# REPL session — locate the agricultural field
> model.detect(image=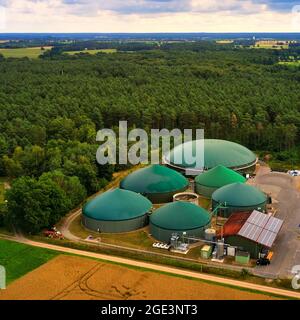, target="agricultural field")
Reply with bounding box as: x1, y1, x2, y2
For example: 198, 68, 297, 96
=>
216, 40, 234, 44
252, 44, 289, 50
0, 239, 58, 285
0, 255, 280, 300
0, 47, 52, 58
278, 61, 300, 67
65, 49, 117, 55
